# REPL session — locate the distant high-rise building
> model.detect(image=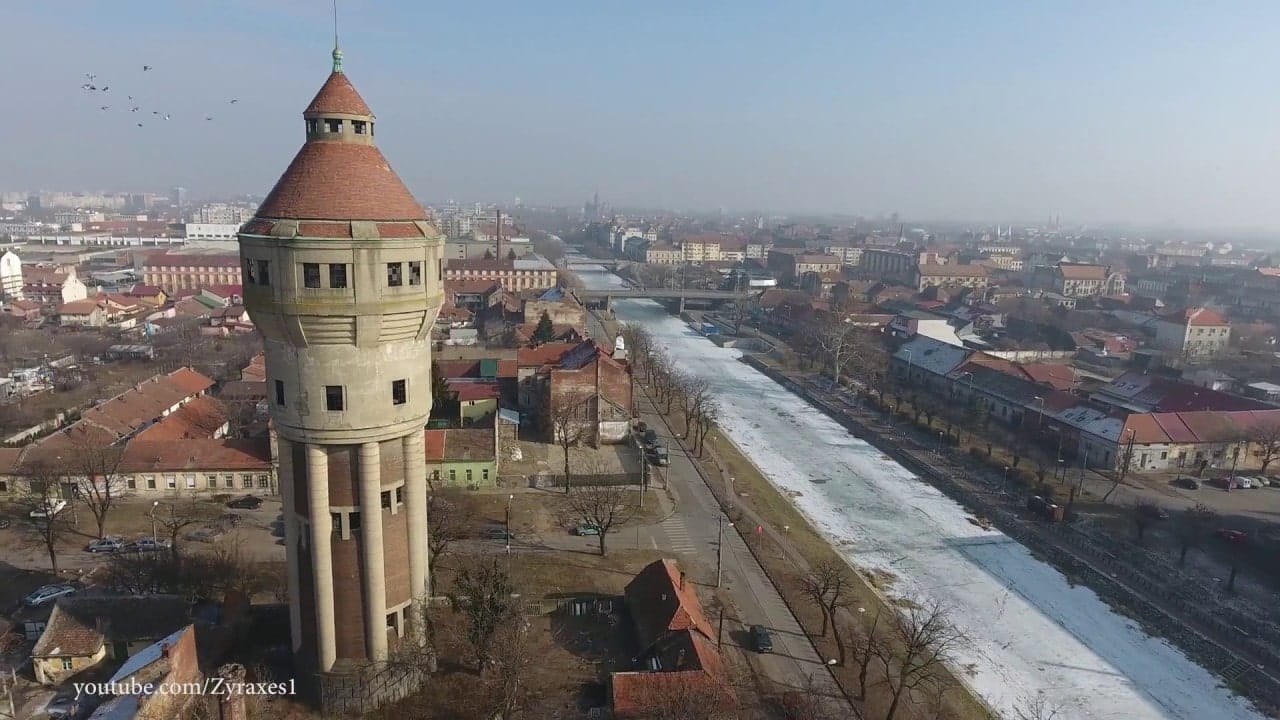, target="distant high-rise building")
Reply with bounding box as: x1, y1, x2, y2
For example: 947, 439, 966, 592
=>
170, 186, 189, 208
513, 195, 522, 208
